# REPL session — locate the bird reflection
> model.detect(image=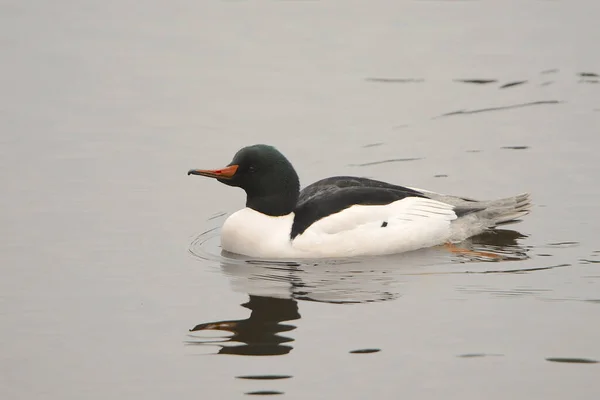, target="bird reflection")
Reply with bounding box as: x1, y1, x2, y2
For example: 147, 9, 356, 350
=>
188, 295, 300, 356
453, 229, 530, 261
